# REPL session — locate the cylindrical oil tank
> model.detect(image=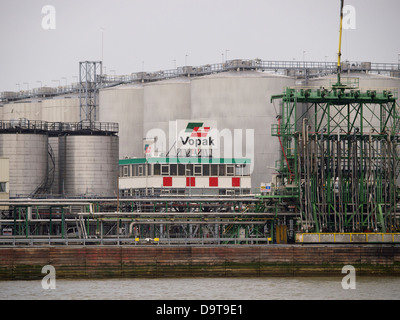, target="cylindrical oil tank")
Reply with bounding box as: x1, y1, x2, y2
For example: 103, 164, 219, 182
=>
0, 133, 48, 197
41, 96, 80, 122
99, 84, 143, 158
2, 101, 42, 121
143, 78, 191, 156
190, 71, 295, 189
58, 134, 119, 197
